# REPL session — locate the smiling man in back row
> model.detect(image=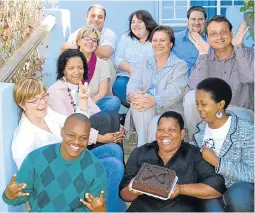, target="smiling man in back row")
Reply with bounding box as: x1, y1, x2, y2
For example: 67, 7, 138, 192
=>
173, 6, 207, 76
